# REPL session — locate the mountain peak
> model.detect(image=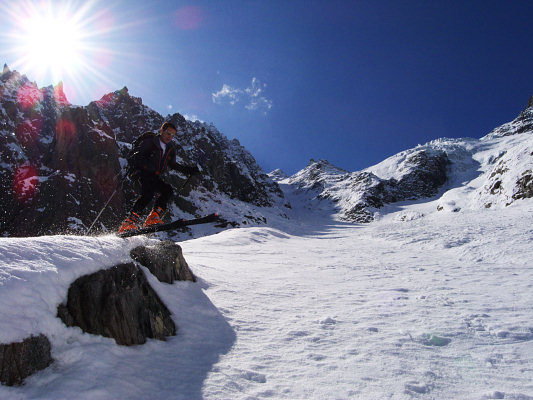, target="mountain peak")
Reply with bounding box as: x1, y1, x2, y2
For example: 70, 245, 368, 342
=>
527, 95, 533, 110
1, 63, 18, 82
306, 159, 348, 174
268, 169, 288, 182
40, 82, 69, 106
53, 81, 69, 105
